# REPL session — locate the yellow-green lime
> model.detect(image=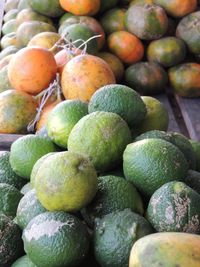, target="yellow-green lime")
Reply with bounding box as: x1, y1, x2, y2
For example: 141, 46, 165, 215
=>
68, 111, 132, 172
30, 152, 55, 187
35, 151, 98, 212
132, 96, 169, 137
47, 100, 88, 149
